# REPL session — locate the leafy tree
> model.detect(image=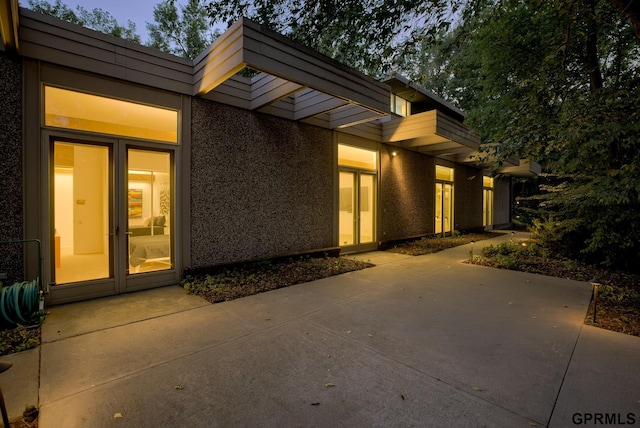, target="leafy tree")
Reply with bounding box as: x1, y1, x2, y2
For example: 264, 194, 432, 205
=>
27, 0, 141, 43
402, 0, 640, 270
147, 0, 220, 59
205, 0, 463, 76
